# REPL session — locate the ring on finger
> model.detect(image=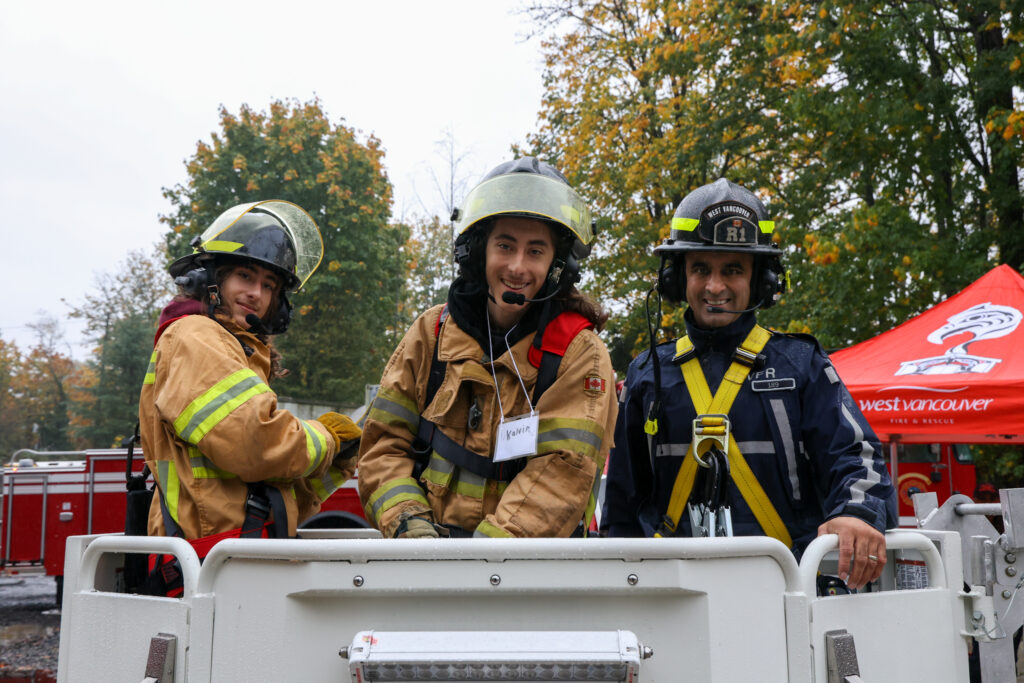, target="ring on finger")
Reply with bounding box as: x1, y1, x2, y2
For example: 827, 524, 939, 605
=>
867, 554, 879, 562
